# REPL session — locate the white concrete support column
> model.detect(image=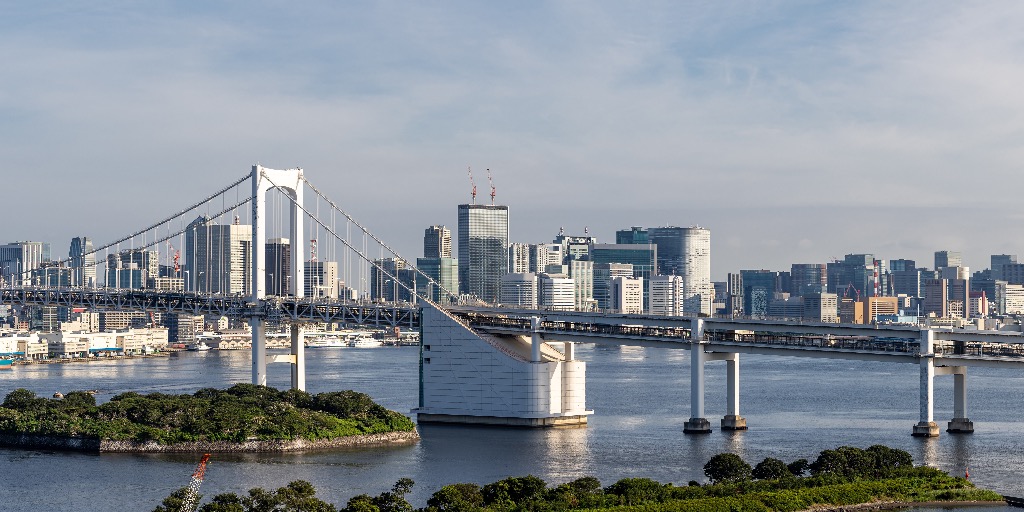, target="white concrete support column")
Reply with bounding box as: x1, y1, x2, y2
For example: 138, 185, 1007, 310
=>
722, 353, 747, 430
251, 318, 267, 386
563, 341, 575, 361
913, 329, 940, 437
938, 366, 973, 433
684, 318, 711, 434
290, 323, 306, 391
530, 316, 542, 362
